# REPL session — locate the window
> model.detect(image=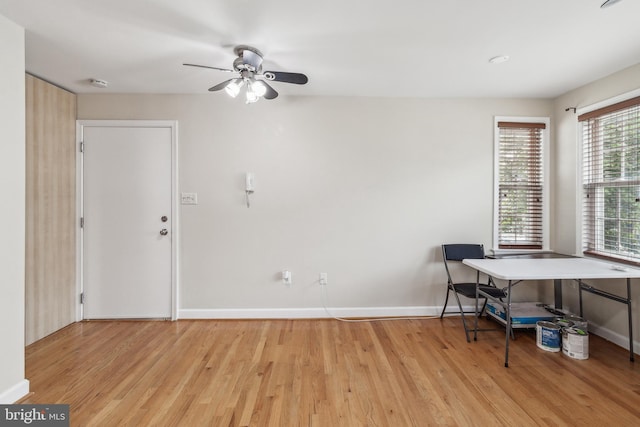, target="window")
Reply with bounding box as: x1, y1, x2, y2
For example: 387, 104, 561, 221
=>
494, 118, 549, 251
580, 96, 640, 264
